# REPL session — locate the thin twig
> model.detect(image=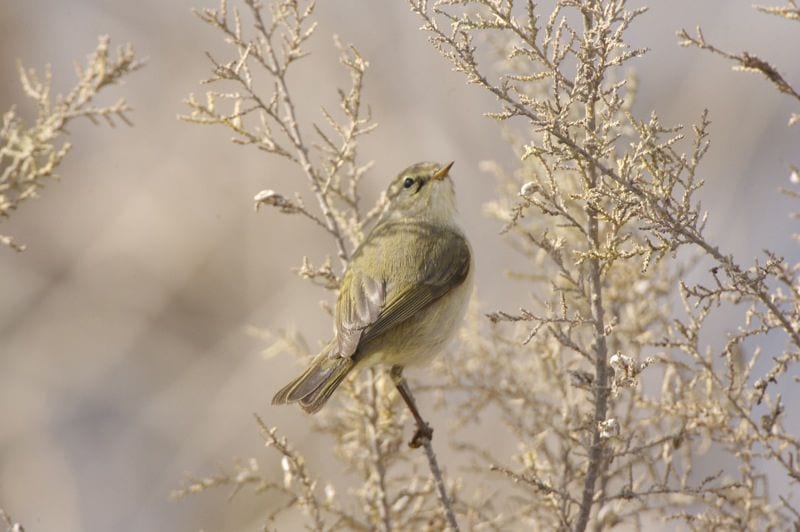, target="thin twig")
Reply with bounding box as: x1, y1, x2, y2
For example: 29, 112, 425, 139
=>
391, 366, 461, 531
247, 1, 350, 269
366, 368, 393, 532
